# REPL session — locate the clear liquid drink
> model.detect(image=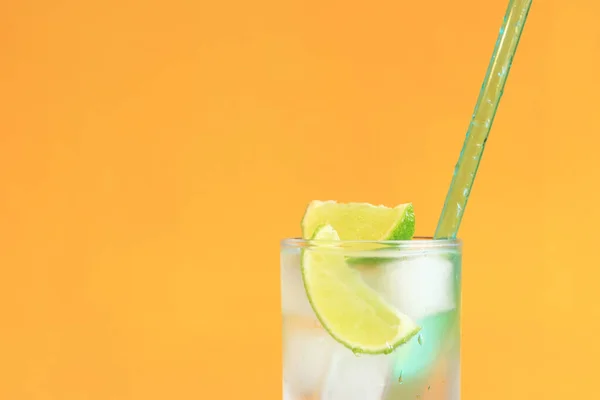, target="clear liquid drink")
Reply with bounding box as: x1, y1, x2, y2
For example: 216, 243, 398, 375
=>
281, 238, 461, 400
